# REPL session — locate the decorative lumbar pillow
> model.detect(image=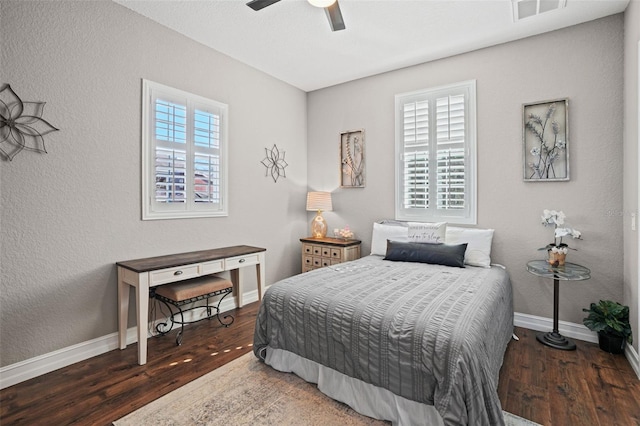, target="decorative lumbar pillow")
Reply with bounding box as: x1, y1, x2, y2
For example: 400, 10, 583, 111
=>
370, 222, 409, 256
408, 222, 447, 244
384, 240, 467, 268
445, 227, 494, 268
